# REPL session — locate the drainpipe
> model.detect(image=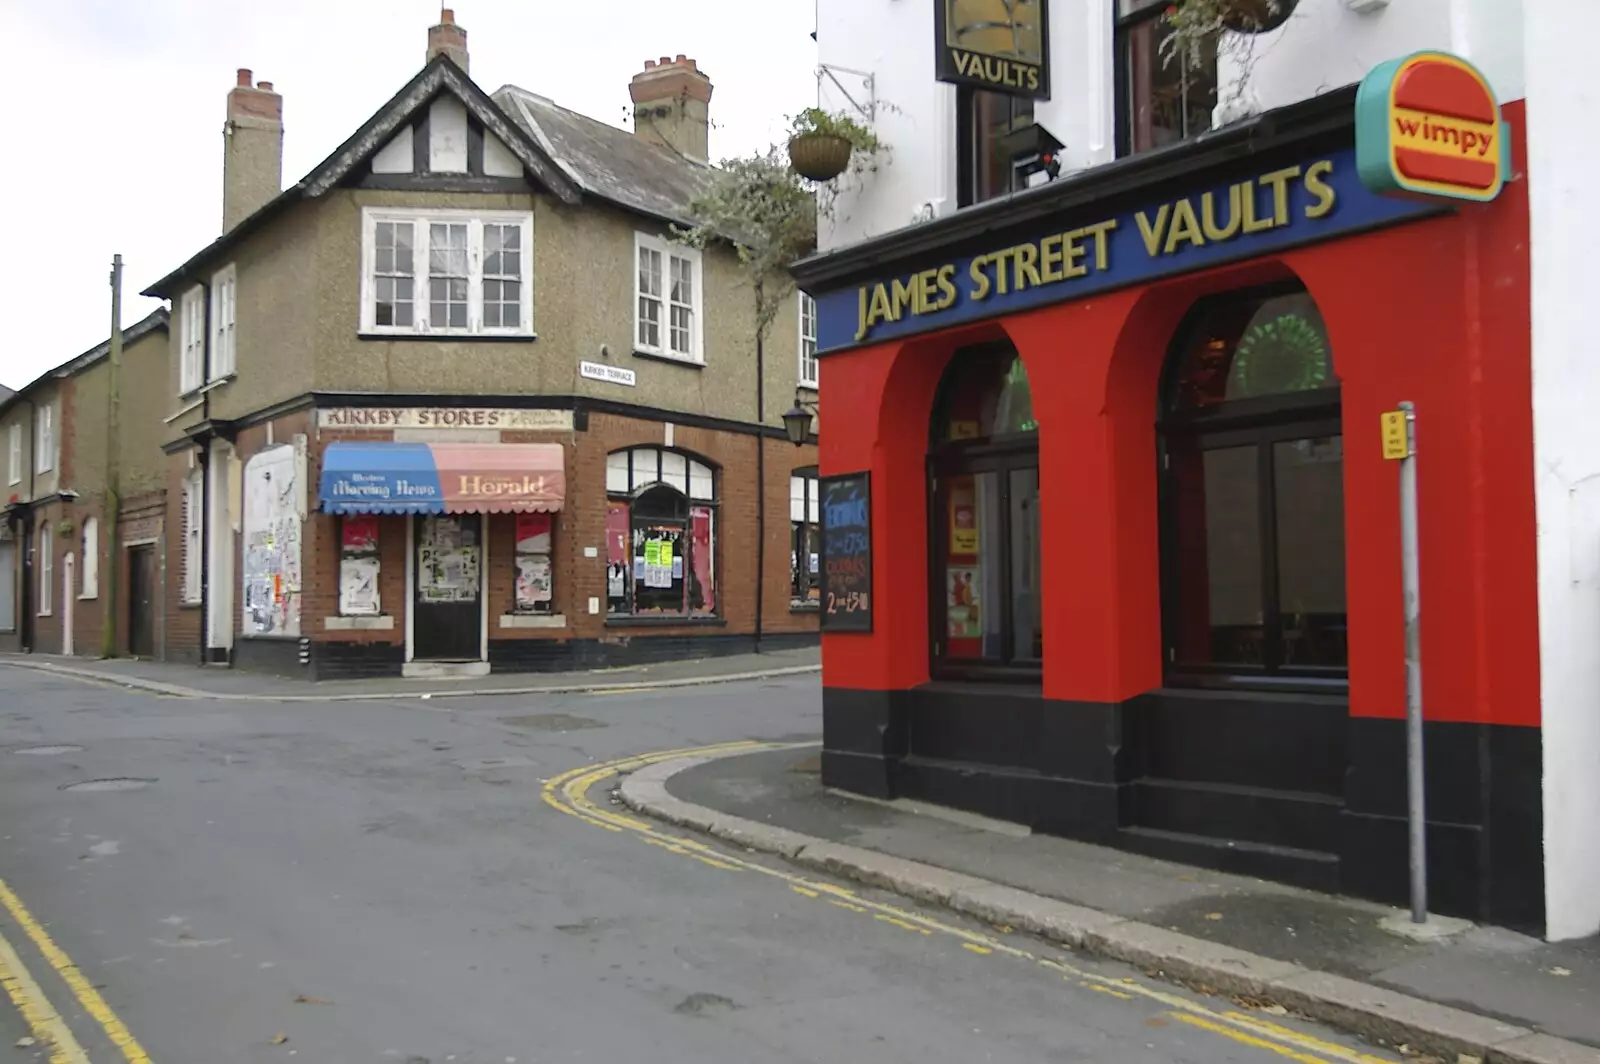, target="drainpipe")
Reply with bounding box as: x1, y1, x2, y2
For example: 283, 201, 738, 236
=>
754, 282, 766, 655
197, 443, 211, 665
21, 396, 37, 653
